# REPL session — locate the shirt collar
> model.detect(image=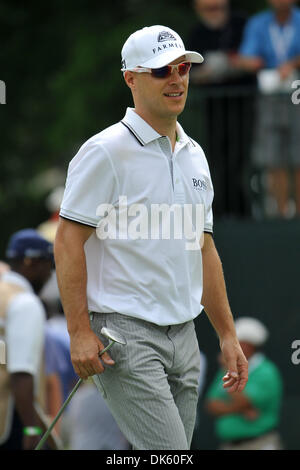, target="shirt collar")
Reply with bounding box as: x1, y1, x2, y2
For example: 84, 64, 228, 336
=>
121, 108, 161, 146
1, 270, 34, 293
176, 121, 194, 148
121, 107, 192, 148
